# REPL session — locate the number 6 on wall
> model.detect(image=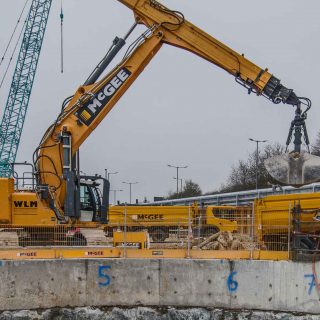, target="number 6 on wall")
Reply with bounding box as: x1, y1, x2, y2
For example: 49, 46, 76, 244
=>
227, 271, 238, 292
